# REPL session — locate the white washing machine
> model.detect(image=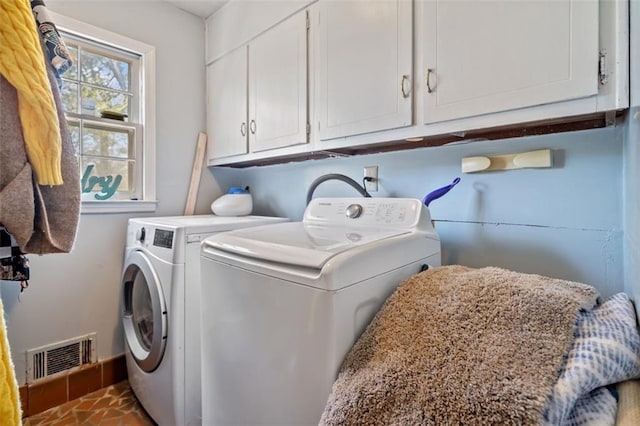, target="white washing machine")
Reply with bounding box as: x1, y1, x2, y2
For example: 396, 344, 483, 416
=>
121, 215, 288, 425
200, 198, 441, 425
